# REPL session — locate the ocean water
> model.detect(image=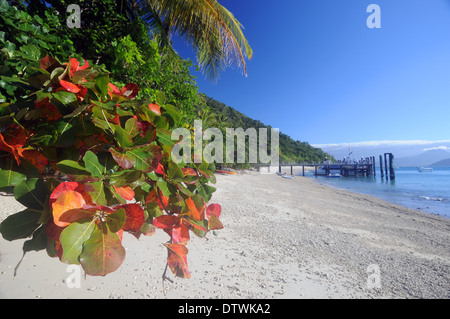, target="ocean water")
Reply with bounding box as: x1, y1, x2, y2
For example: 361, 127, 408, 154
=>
307, 167, 450, 218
